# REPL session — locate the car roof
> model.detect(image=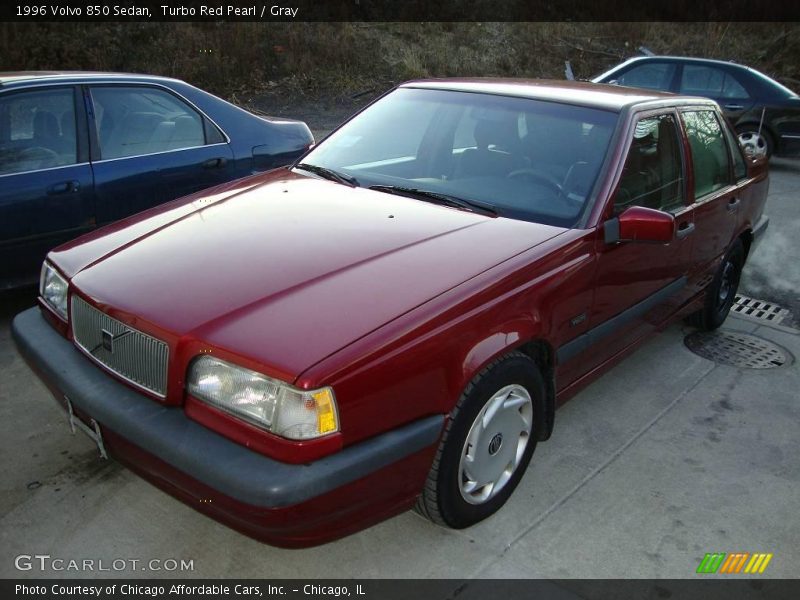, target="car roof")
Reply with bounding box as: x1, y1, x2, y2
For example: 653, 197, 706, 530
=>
400, 78, 715, 112
592, 55, 798, 98
0, 71, 184, 87
612, 55, 751, 69
595, 55, 766, 80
